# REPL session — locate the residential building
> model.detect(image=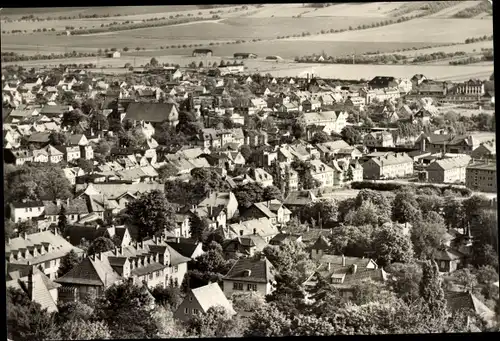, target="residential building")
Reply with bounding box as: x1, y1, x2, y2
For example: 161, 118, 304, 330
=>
315, 140, 350, 161
451, 79, 485, 96
414, 133, 485, 154
9, 201, 45, 223
4, 149, 34, 165
363, 131, 395, 148
362, 152, 414, 180
302, 110, 347, 135
240, 200, 292, 226
190, 205, 227, 231
426, 155, 471, 184
466, 161, 497, 193
309, 160, 334, 188
55, 236, 190, 303
367, 76, 398, 89
222, 256, 276, 298
6, 264, 60, 313
303, 254, 384, 298
222, 234, 268, 258
251, 168, 274, 187
6, 230, 83, 280
331, 160, 363, 186
283, 190, 318, 210
223, 217, 279, 243
197, 191, 239, 219
124, 102, 179, 127
174, 283, 236, 321
43, 198, 90, 224
269, 233, 303, 246
434, 247, 465, 273
471, 142, 496, 160
46, 145, 64, 163
166, 238, 205, 260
